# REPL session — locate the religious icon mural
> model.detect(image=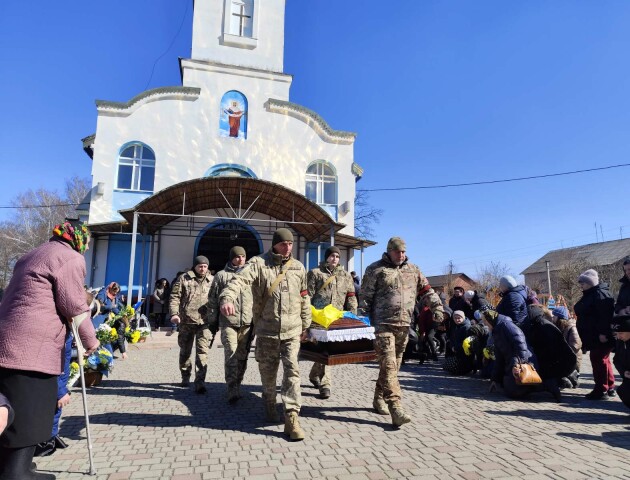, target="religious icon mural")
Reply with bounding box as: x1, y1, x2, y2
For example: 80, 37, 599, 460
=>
219, 90, 248, 139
